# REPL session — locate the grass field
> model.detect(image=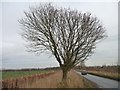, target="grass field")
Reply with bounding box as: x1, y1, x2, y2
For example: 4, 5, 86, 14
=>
2, 70, 50, 80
